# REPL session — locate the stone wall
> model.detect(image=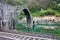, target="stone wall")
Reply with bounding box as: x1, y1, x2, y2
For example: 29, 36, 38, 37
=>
0, 2, 33, 31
